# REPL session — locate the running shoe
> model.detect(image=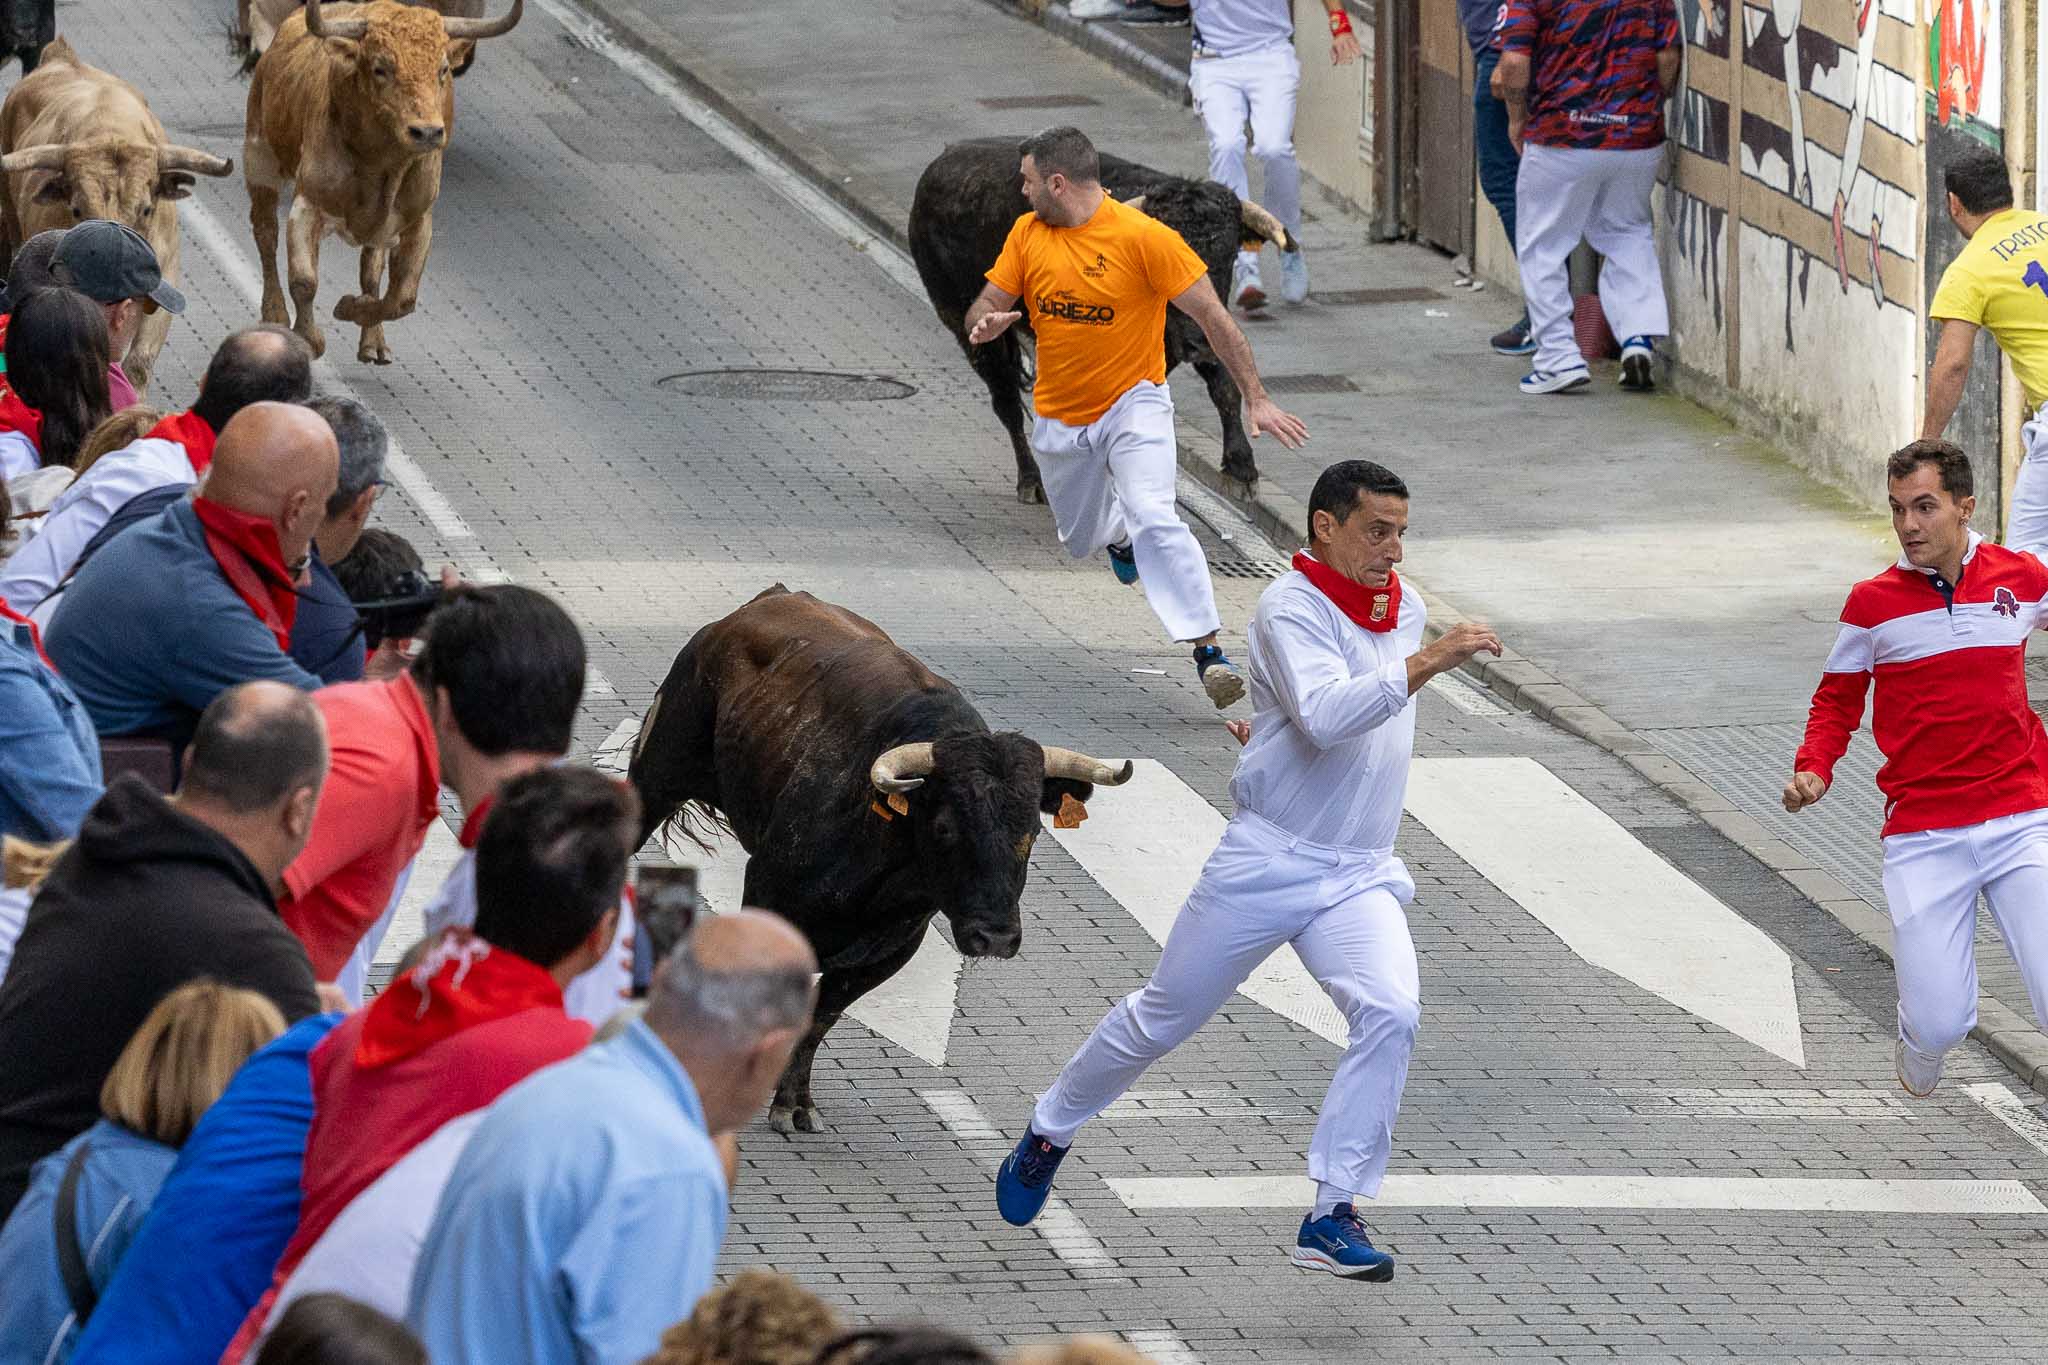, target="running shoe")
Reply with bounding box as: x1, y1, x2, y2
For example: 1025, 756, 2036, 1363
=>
1116, 1, 1190, 22
1231, 268, 1267, 311
1519, 366, 1590, 396
996, 1128, 1070, 1226
1106, 540, 1139, 585
1489, 316, 1534, 356
1194, 644, 1246, 708
1279, 249, 1309, 304
1066, 0, 1124, 16
1896, 1036, 1941, 1098
1618, 335, 1655, 391
1291, 1204, 1395, 1281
